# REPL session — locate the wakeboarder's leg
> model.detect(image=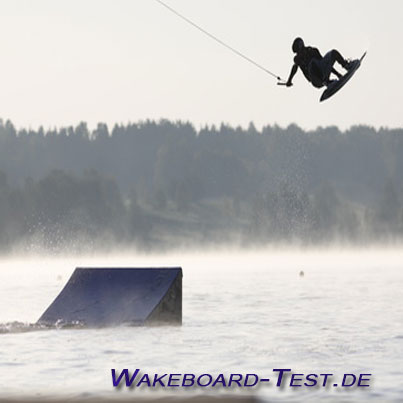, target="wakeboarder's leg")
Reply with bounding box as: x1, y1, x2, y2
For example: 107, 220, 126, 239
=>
329, 49, 352, 71
331, 67, 343, 79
